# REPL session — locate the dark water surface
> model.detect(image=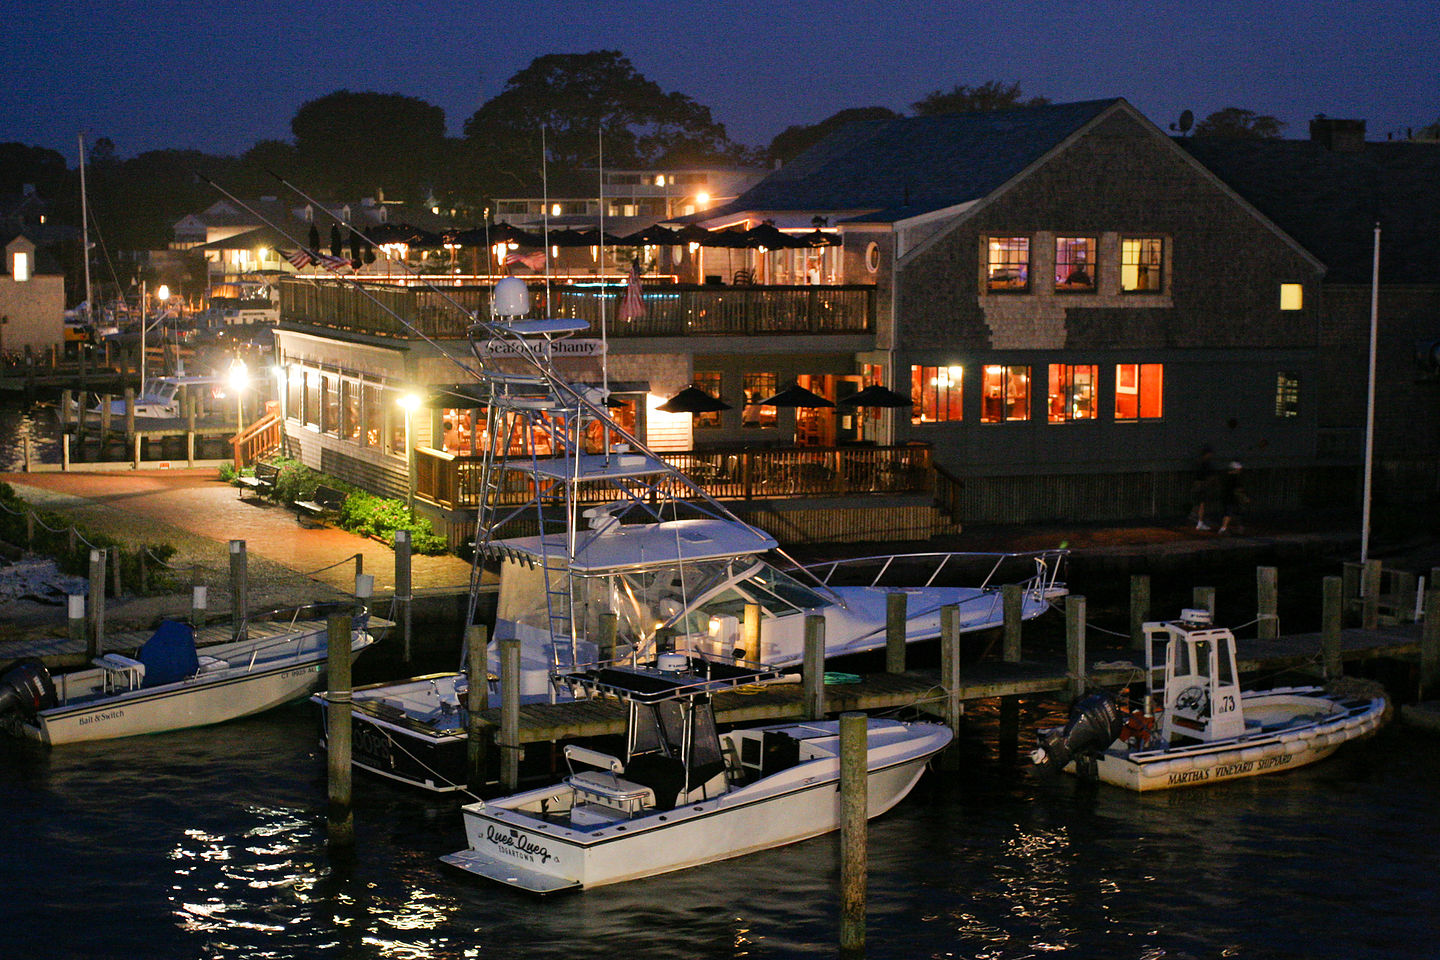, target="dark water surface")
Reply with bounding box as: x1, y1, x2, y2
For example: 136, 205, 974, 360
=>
2, 700, 1433, 960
